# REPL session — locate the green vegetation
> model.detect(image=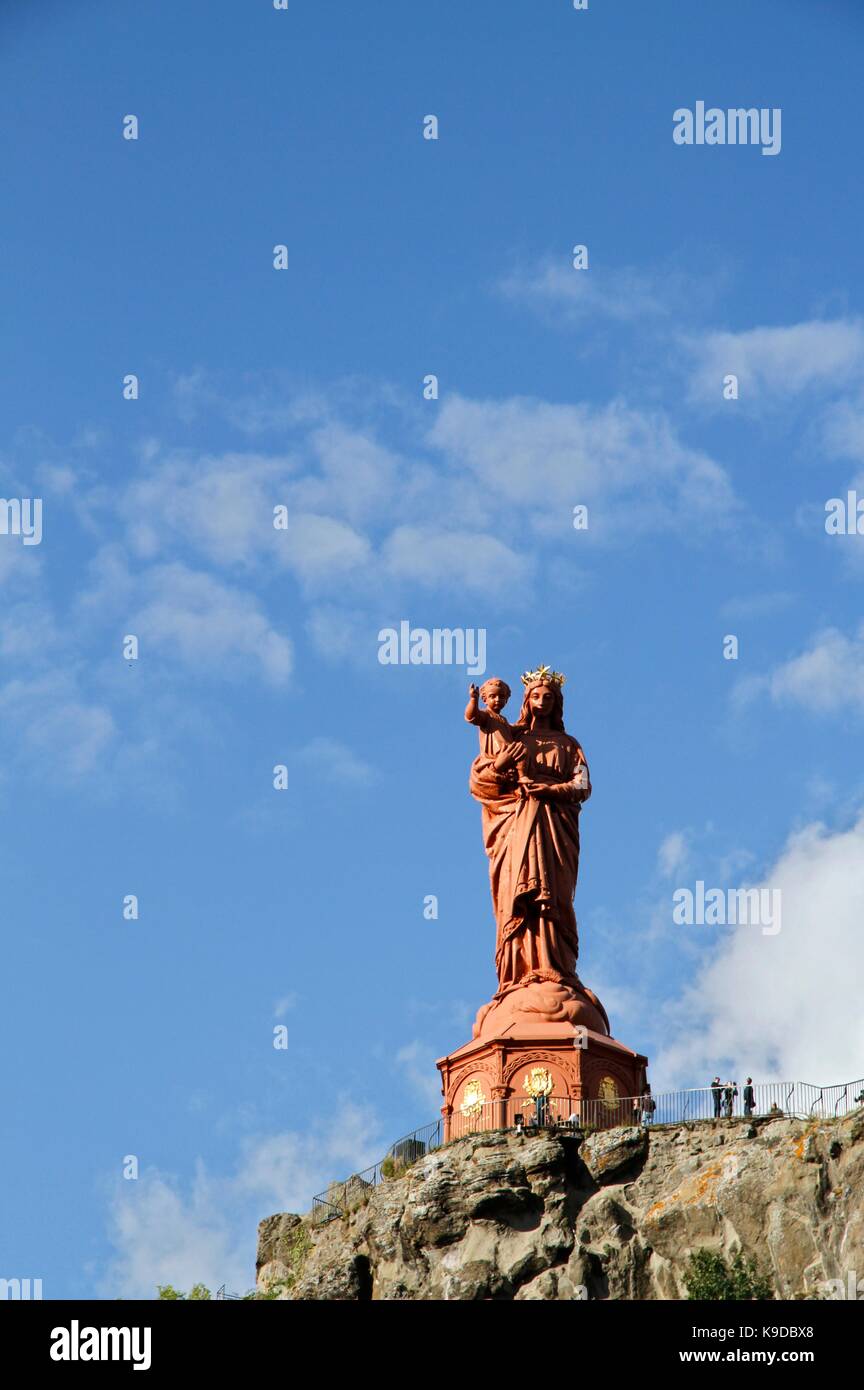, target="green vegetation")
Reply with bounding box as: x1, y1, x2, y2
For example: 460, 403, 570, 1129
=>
285, 1222, 313, 1281
254, 1281, 290, 1300
156, 1283, 213, 1300
261, 1220, 315, 1293
381, 1155, 408, 1179
683, 1249, 773, 1301
157, 1280, 272, 1300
